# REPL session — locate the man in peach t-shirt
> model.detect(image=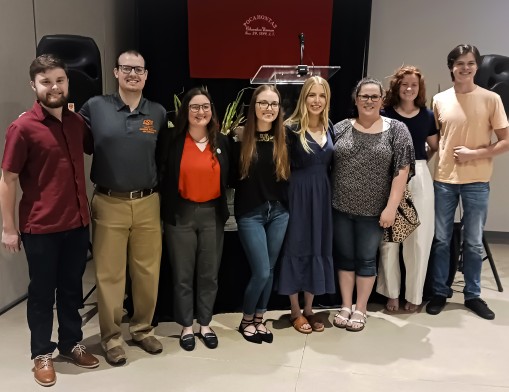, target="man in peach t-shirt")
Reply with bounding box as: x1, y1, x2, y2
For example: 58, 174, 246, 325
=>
426, 44, 509, 320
